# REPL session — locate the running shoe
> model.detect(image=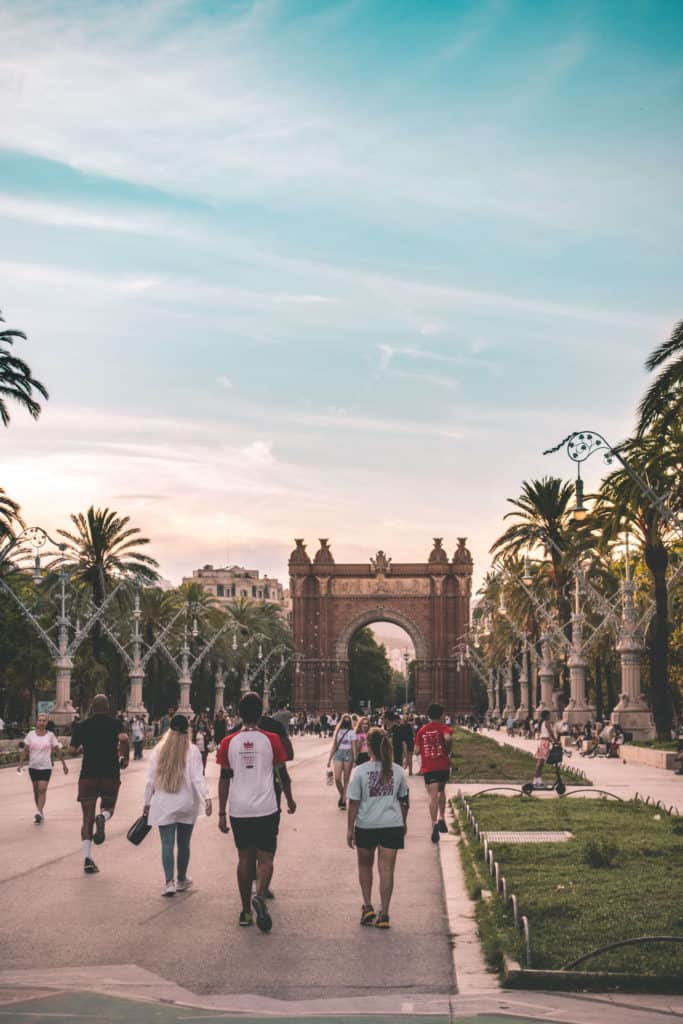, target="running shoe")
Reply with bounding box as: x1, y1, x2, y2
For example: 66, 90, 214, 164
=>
375, 913, 390, 929
239, 911, 253, 927
340, 800, 347, 810
93, 813, 106, 845
162, 880, 176, 897
34, 813, 42, 824
251, 895, 273, 933
337, 796, 344, 808
431, 823, 440, 843
437, 818, 448, 834
83, 858, 99, 874
360, 904, 376, 926
176, 877, 193, 892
